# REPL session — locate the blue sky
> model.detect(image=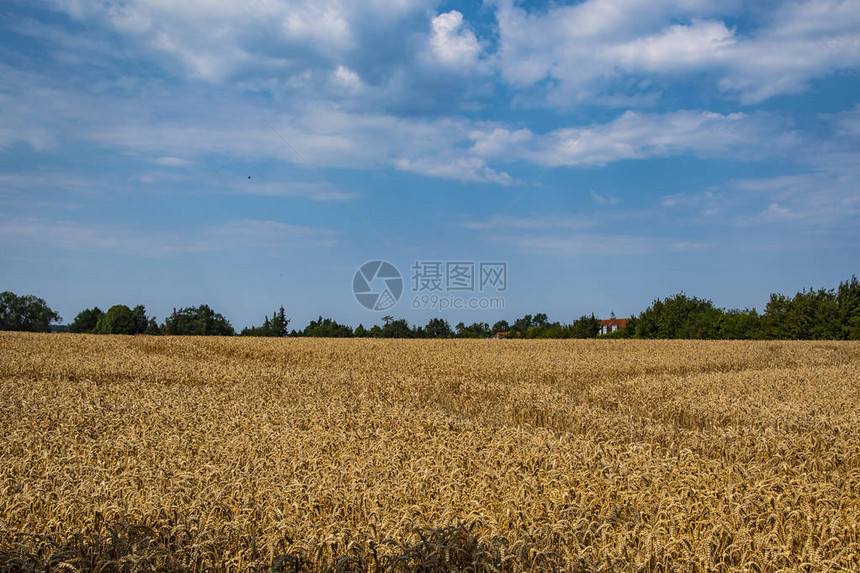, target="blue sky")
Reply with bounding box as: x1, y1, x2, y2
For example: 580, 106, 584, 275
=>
1, 0, 859, 330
